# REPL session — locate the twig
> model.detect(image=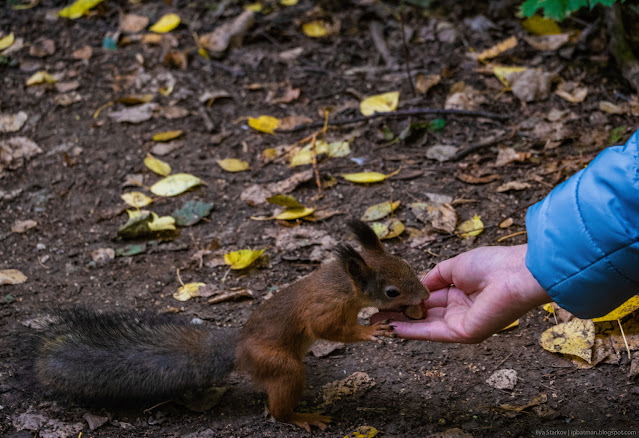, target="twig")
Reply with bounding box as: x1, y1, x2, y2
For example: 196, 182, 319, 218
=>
451, 130, 515, 161
492, 352, 513, 372
278, 108, 507, 133
143, 400, 171, 413
399, 3, 416, 97
618, 318, 632, 360
497, 230, 527, 242
370, 21, 396, 67
198, 107, 215, 132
